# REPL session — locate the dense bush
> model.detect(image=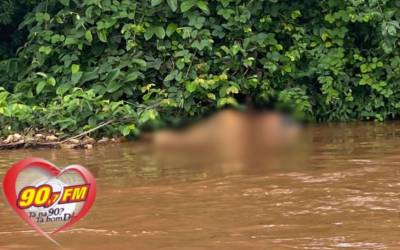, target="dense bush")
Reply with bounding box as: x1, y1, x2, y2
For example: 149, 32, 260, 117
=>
1, 0, 400, 137
0, 0, 37, 59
